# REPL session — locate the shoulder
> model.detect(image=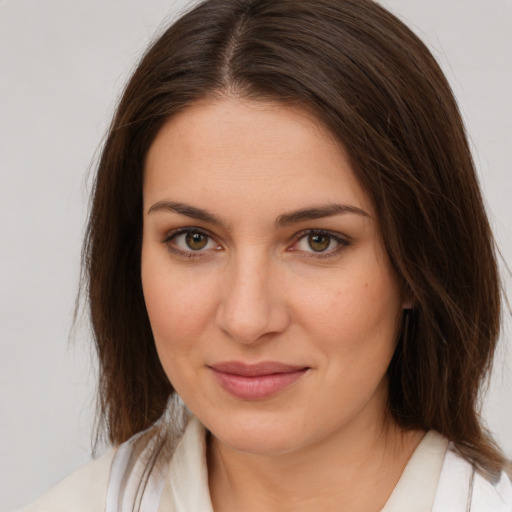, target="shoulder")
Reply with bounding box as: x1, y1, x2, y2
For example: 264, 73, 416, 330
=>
433, 443, 512, 512
20, 448, 117, 512
18, 418, 186, 512
472, 468, 512, 511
